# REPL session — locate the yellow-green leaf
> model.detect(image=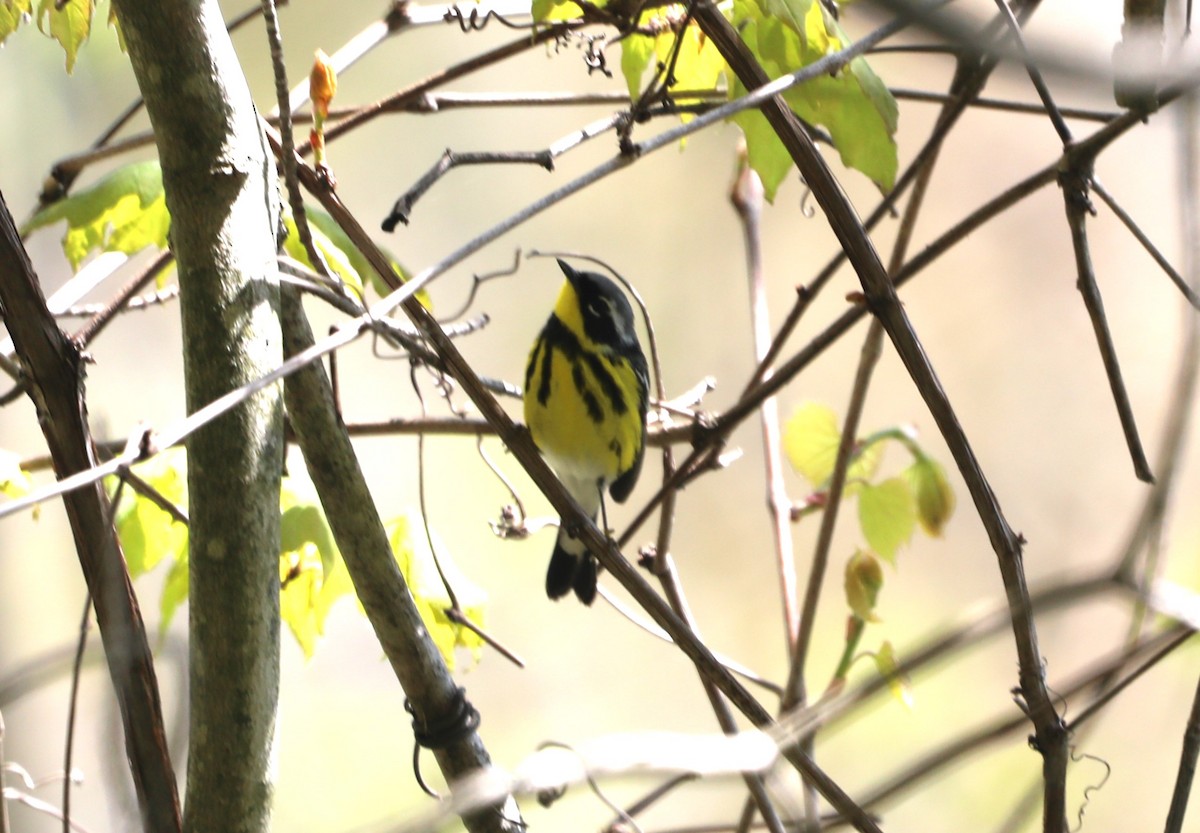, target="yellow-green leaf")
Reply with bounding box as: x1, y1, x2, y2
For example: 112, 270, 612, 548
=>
0, 449, 32, 500
36, 0, 93, 73
23, 160, 169, 269
388, 510, 486, 670
905, 454, 956, 537
783, 402, 882, 488
728, 0, 898, 198
620, 31, 656, 100
655, 22, 724, 114
281, 482, 340, 579
531, 0, 582, 22
110, 448, 188, 578
106, 2, 123, 51
621, 11, 723, 123
160, 551, 189, 636
281, 542, 326, 659
857, 476, 915, 563
0, 0, 33, 45
729, 99, 794, 202
289, 205, 425, 306
874, 640, 914, 709
282, 213, 363, 299
278, 478, 354, 658
844, 549, 883, 622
